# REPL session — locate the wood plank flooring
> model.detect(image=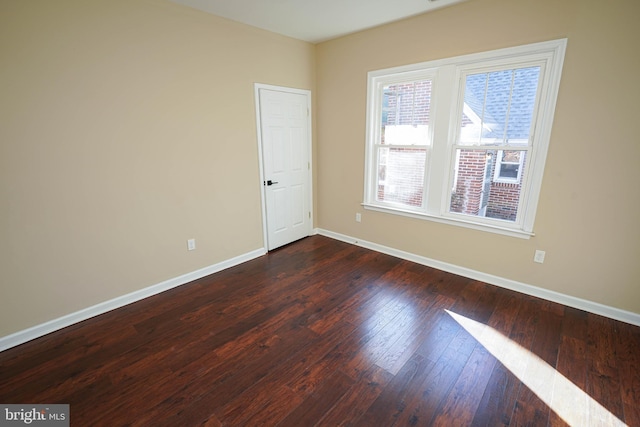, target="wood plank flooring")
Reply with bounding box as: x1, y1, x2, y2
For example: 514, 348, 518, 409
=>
1, 235, 639, 426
